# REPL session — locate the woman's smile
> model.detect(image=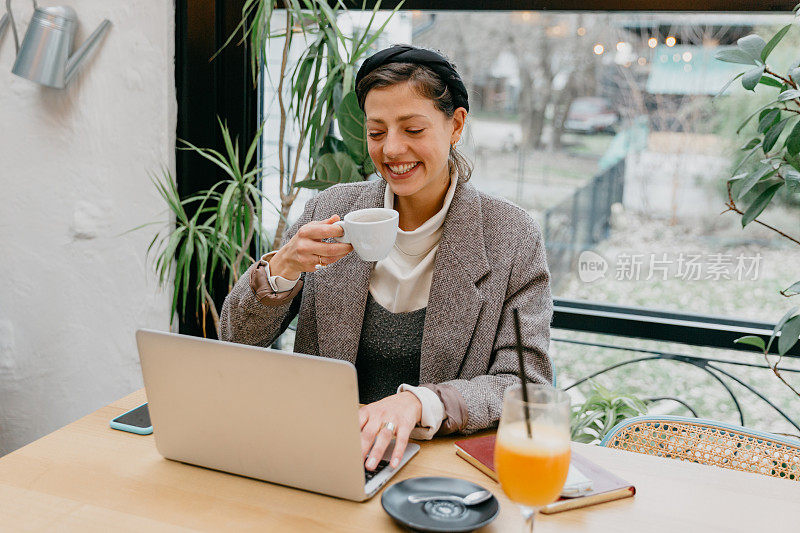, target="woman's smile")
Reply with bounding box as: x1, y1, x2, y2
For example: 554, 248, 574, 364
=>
385, 161, 421, 179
